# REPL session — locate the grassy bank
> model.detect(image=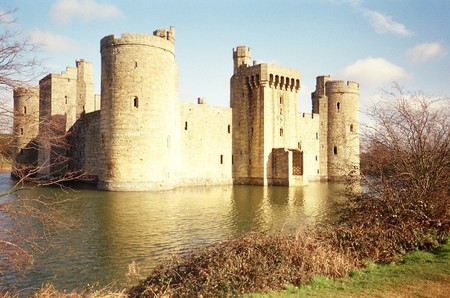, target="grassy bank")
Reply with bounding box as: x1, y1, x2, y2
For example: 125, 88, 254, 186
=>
249, 240, 450, 298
